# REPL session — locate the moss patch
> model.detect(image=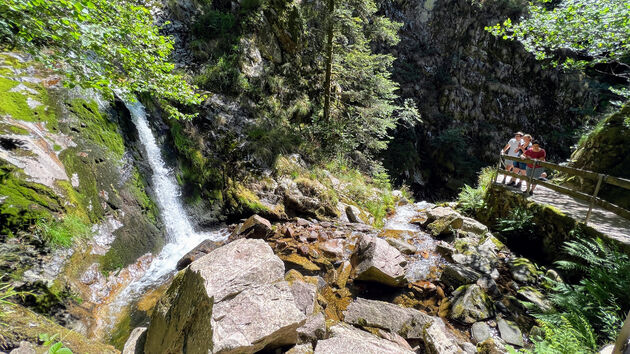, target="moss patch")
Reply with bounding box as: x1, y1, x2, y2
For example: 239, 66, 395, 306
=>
0, 77, 58, 130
